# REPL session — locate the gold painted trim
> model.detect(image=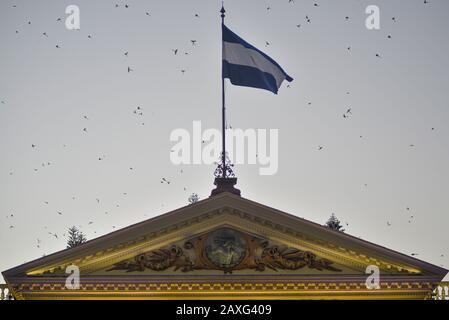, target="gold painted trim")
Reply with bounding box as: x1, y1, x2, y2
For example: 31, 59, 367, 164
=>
16, 281, 433, 300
